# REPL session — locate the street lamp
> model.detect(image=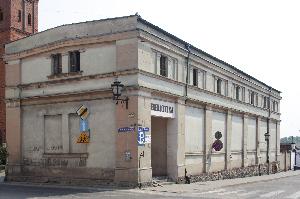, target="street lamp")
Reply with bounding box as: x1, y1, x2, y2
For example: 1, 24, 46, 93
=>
264, 132, 270, 175
111, 78, 129, 109
291, 136, 296, 151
